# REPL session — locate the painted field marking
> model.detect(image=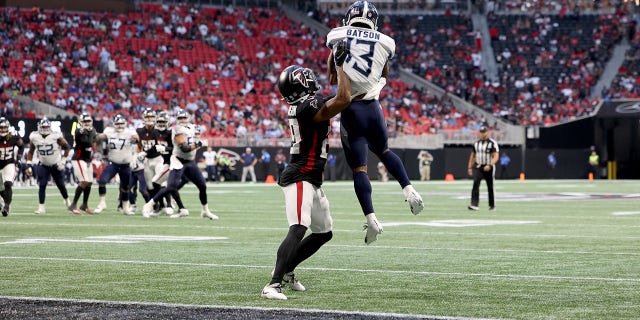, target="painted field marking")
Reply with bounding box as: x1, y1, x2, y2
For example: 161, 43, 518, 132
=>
612, 211, 640, 216
383, 220, 539, 227
1, 256, 638, 283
